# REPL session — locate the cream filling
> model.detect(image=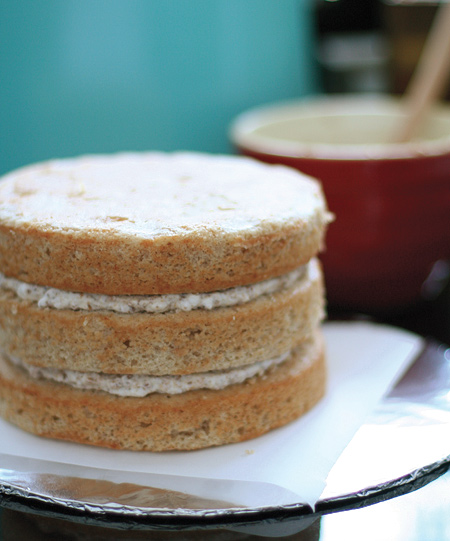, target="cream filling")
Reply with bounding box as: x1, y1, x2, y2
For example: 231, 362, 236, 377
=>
9, 352, 291, 396
0, 262, 310, 314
